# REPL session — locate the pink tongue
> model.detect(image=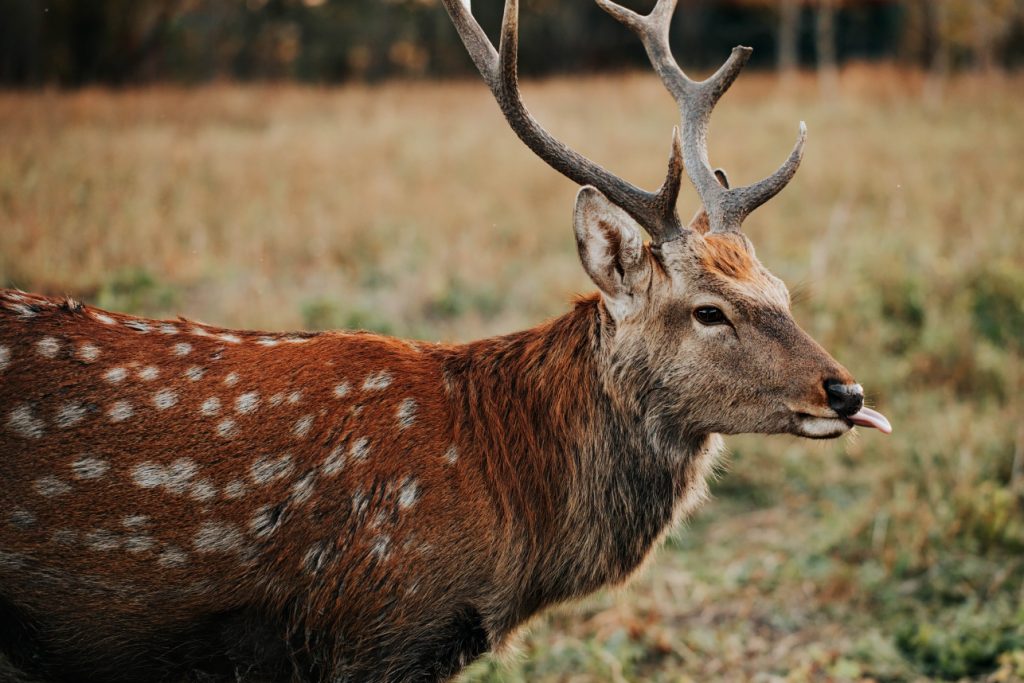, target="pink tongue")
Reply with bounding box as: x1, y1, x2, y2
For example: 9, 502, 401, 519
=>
848, 407, 892, 434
